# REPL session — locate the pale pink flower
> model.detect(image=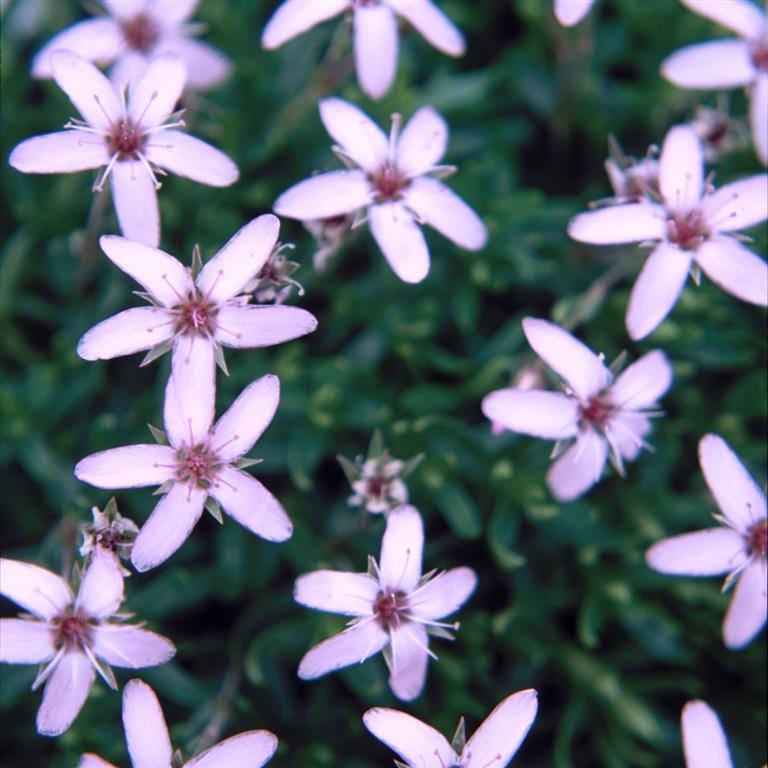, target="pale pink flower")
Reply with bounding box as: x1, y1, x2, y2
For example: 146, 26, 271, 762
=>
75, 373, 293, 572
482, 317, 673, 502
554, 0, 596, 27
261, 0, 465, 100
681, 700, 734, 768
76, 218, 317, 388
363, 688, 538, 767
568, 125, 768, 339
31, 0, 231, 91
295, 504, 476, 701
661, 0, 768, 165
274, 98, 487, 284
8, 51, 238, 247
78, 678, 277, 768
0, 556, 174, 737
646, 434, 767, 650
